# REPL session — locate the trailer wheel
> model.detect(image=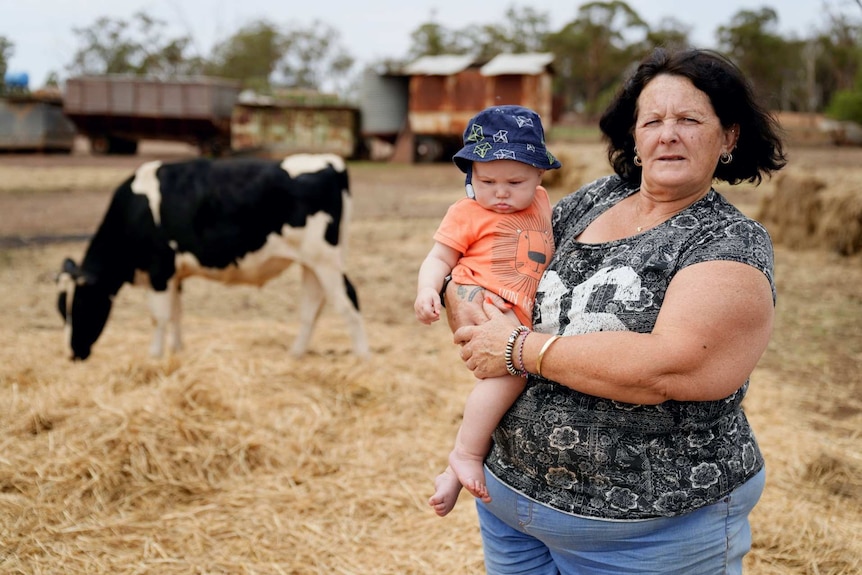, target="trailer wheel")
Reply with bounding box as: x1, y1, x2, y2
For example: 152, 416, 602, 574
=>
199, 137, 230, 157
415, 136, 443, 163
90, 135, 111, 155
113, 138, 138, 155
90, 135, 138, 155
